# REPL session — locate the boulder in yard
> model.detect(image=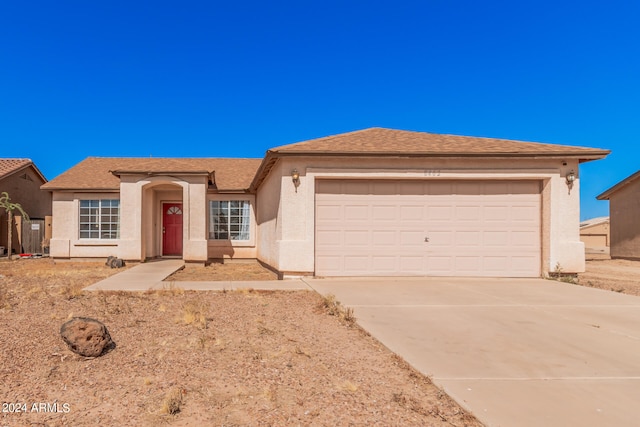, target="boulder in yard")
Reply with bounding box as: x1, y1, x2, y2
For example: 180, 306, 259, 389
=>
106, 256, 125, 268
60, 317, 114, 357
